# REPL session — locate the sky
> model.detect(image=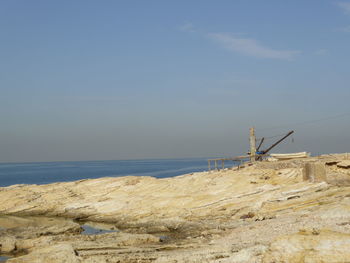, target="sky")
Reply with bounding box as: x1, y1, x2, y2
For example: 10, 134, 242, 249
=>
1, 0, 350, 162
